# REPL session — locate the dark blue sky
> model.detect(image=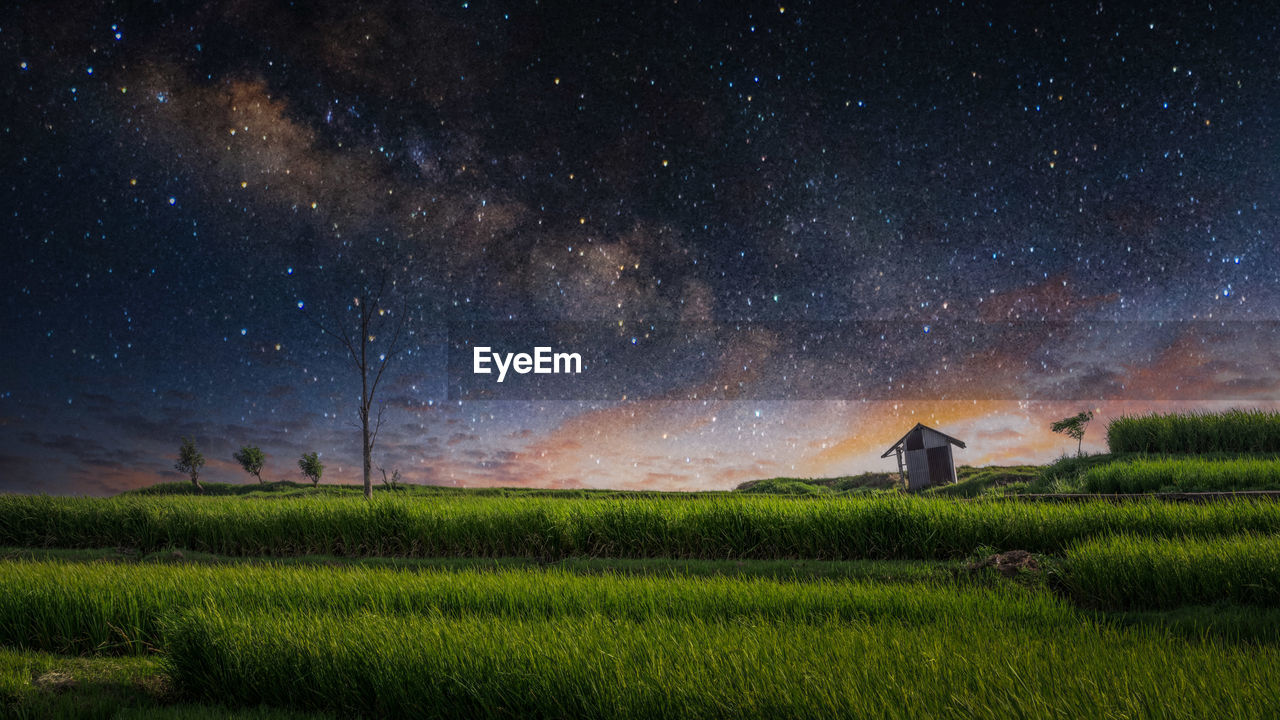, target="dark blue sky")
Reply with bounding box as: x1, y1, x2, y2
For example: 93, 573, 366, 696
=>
2, 1, 1277, 493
